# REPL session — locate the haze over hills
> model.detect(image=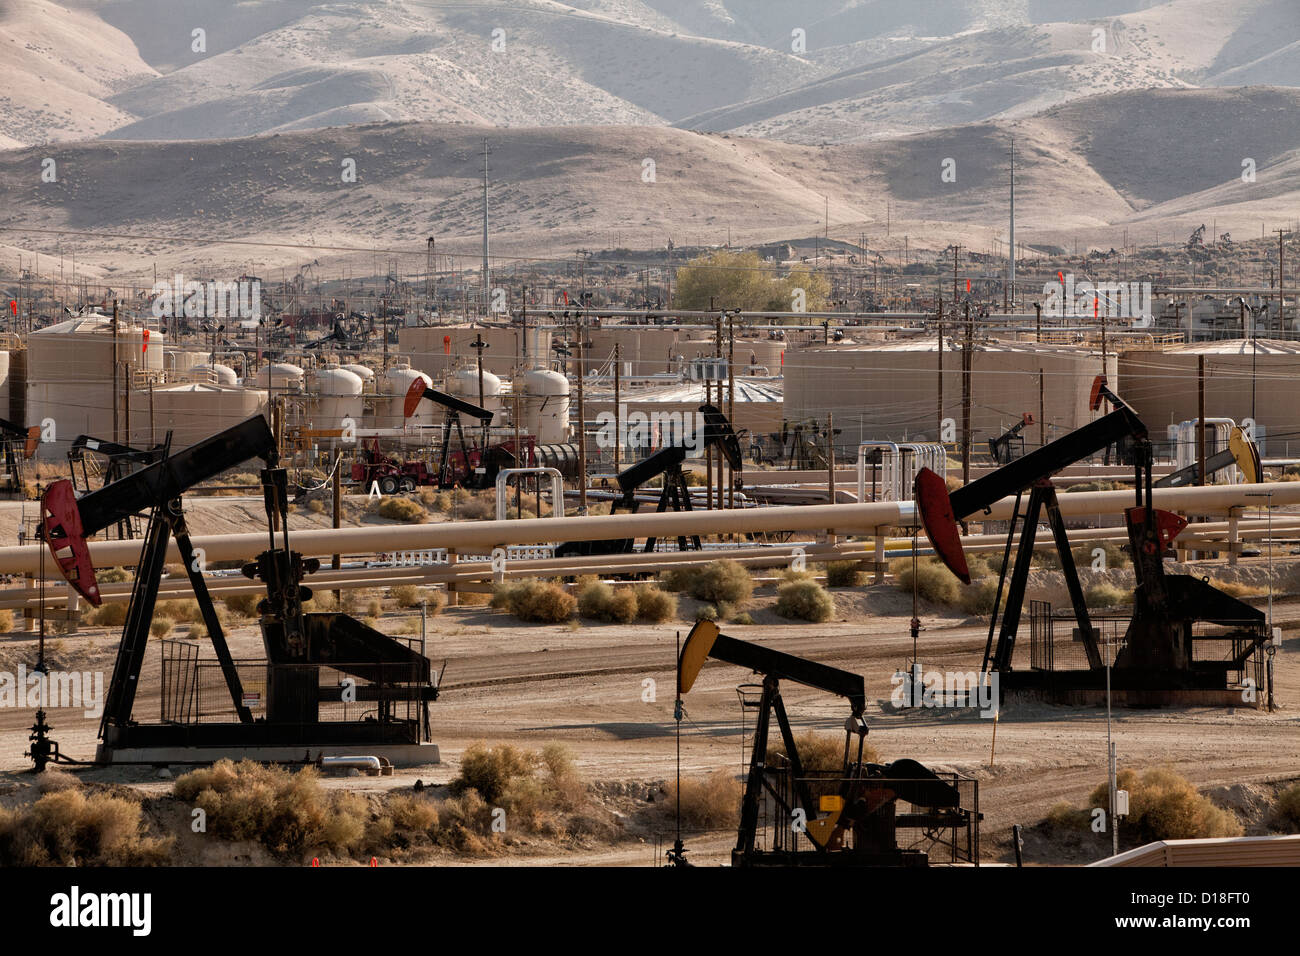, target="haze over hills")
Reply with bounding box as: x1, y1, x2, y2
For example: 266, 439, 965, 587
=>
1, 86, 1296, 278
